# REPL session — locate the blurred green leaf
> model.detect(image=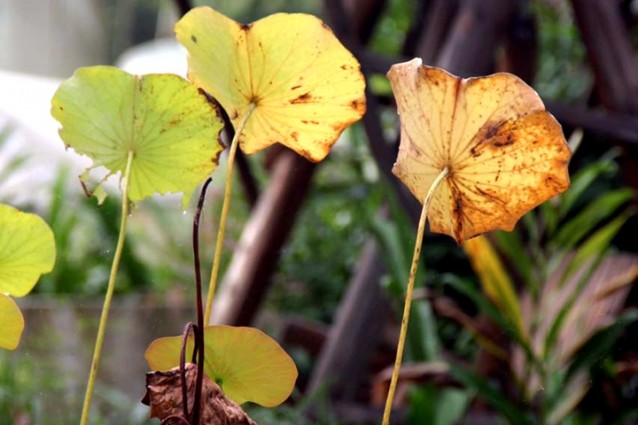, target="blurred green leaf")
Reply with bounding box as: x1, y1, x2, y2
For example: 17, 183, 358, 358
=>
492, 230, 535, 295
407, 384, 470, 425
544, 211, 632, 359
557, 150, 620, 219
566, 309, 638, 381
451, 366, 533, 425
553, 188, 633, 249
